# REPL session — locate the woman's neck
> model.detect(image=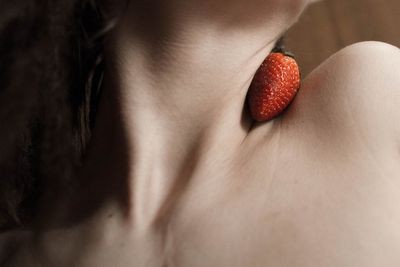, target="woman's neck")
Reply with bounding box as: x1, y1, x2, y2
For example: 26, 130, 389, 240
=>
38, 1, 308, 230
